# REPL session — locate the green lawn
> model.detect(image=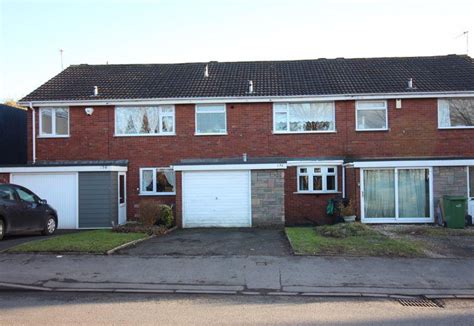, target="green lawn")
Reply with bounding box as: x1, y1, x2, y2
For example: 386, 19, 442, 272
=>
8, 230, 147, 254
285, 224, 423, 257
